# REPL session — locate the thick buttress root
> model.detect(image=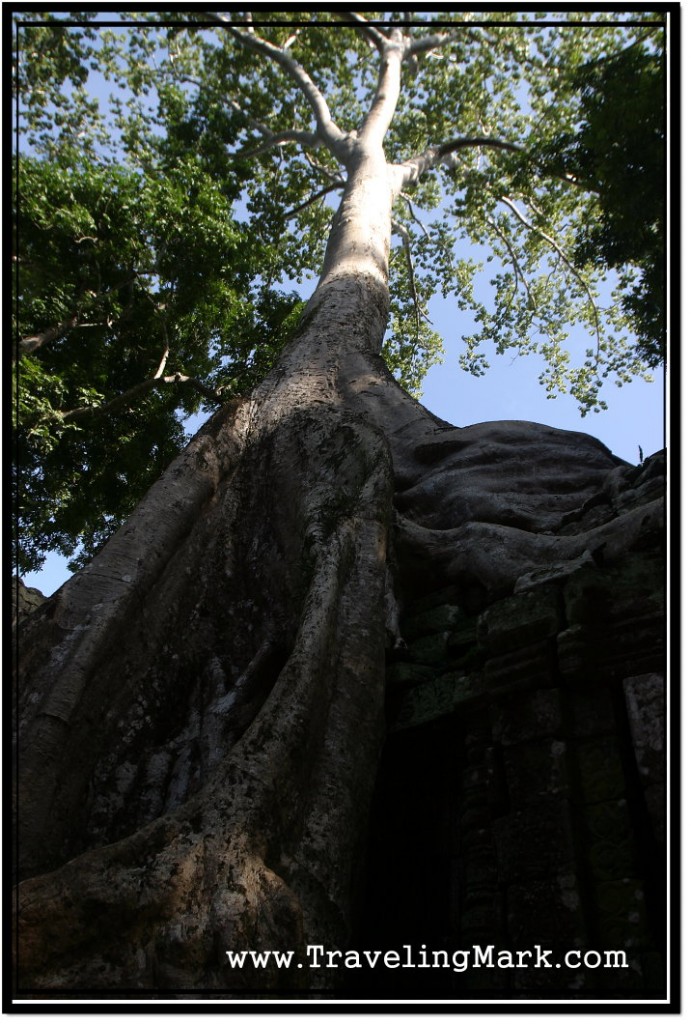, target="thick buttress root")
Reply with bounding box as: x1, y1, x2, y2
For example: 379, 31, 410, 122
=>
15, 377, 394, 991
15, 285, 647, 992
